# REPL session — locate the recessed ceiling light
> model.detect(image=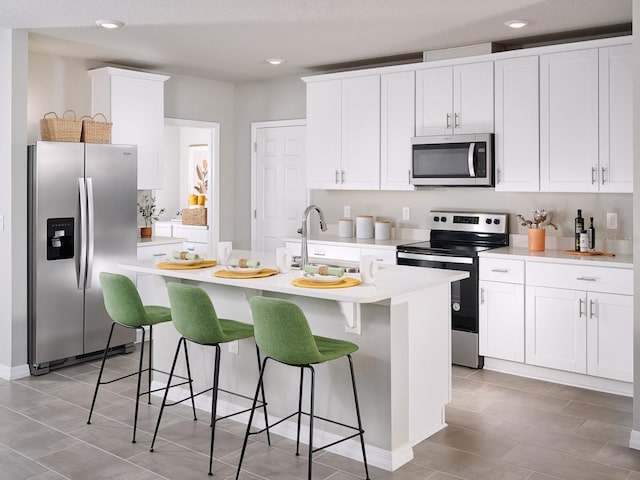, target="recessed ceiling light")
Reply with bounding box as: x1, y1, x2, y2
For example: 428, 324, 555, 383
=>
504, 19, 530, 29
96, 19, 125, 29
266, 58, 285, 65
